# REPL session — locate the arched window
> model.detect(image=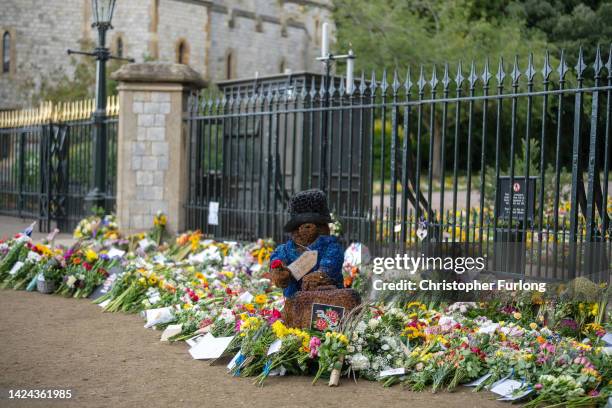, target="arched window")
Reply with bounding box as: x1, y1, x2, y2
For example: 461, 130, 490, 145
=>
226, 51, 233, 79
176, 39, 189, 65
2, 32, 10, 73
314, 20, 320, 45
116, 36, 124, 58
